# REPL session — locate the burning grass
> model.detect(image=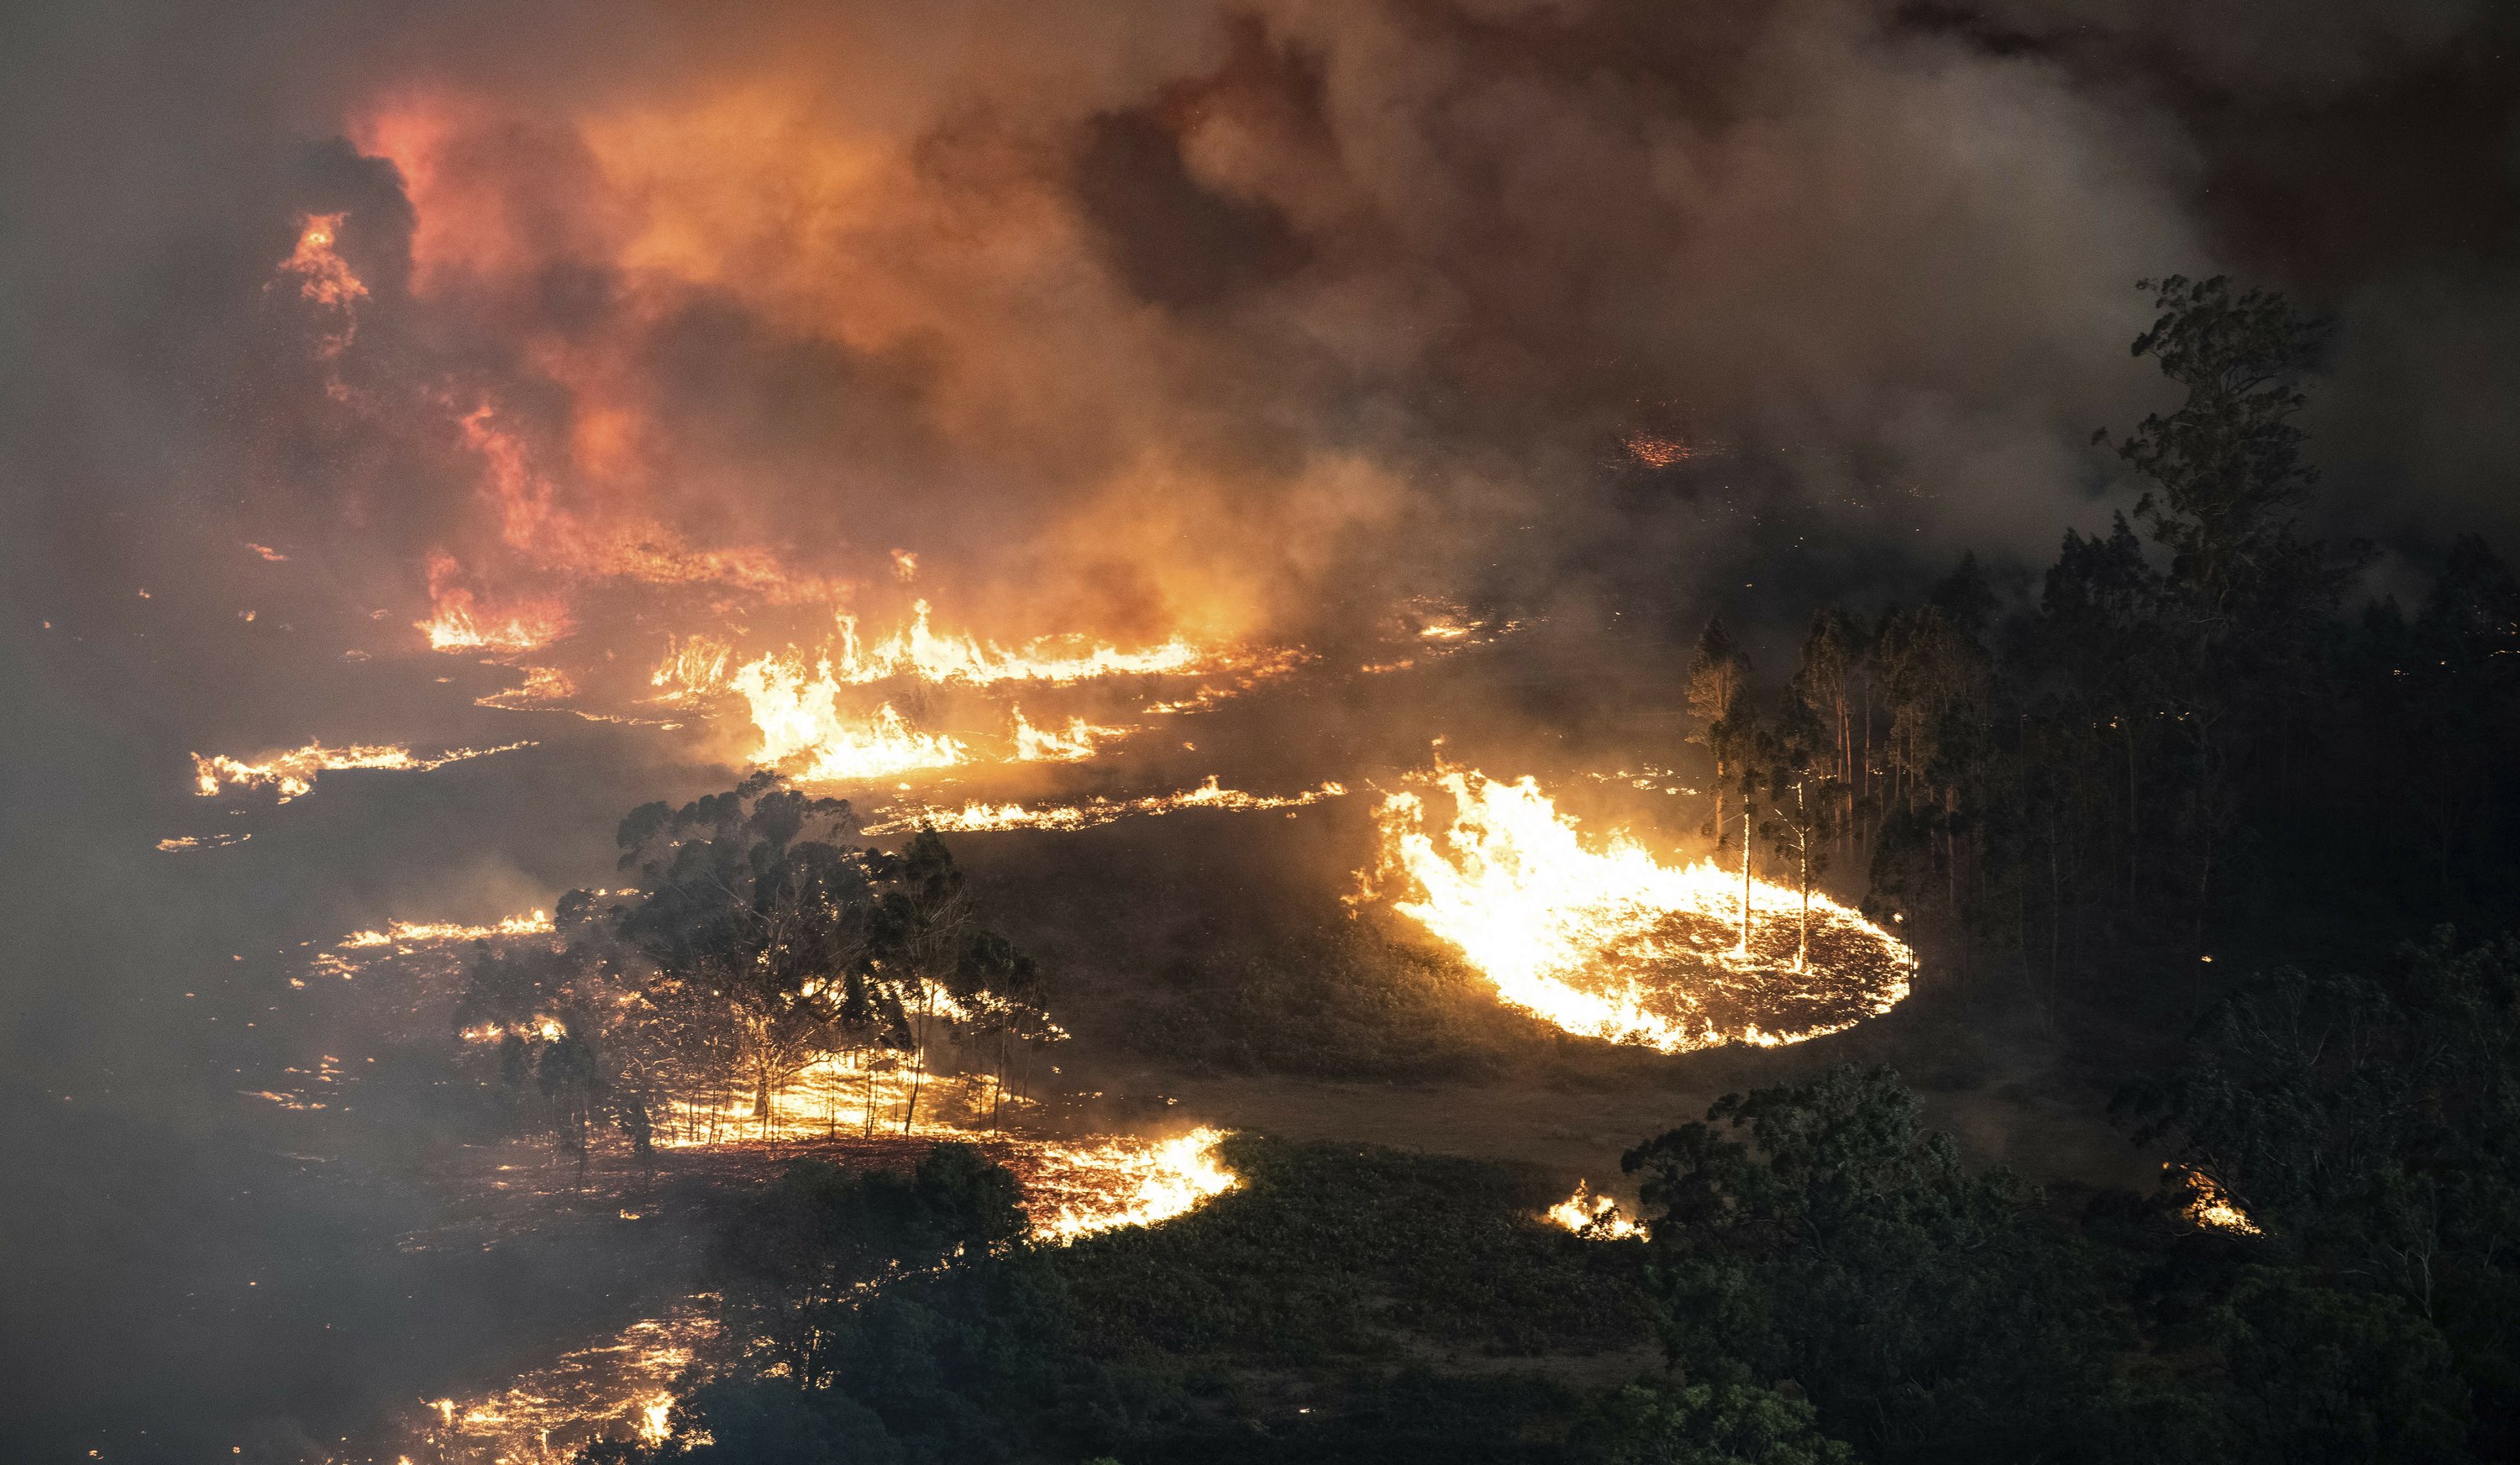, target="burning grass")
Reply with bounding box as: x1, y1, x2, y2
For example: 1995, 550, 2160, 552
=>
190, 738, 535, 801
1365, 768, 1914, 1053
